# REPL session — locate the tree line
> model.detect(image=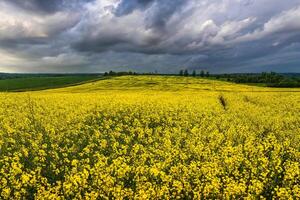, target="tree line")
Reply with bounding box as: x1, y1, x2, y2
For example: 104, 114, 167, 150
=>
103, 71, 138, 76
178, 69, 210, 77
214, 72, 300, 88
